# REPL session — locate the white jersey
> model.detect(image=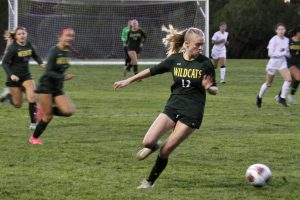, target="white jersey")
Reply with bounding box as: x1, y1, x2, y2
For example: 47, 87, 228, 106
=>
267, 35, 289, 59
211, 31, 229, 51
